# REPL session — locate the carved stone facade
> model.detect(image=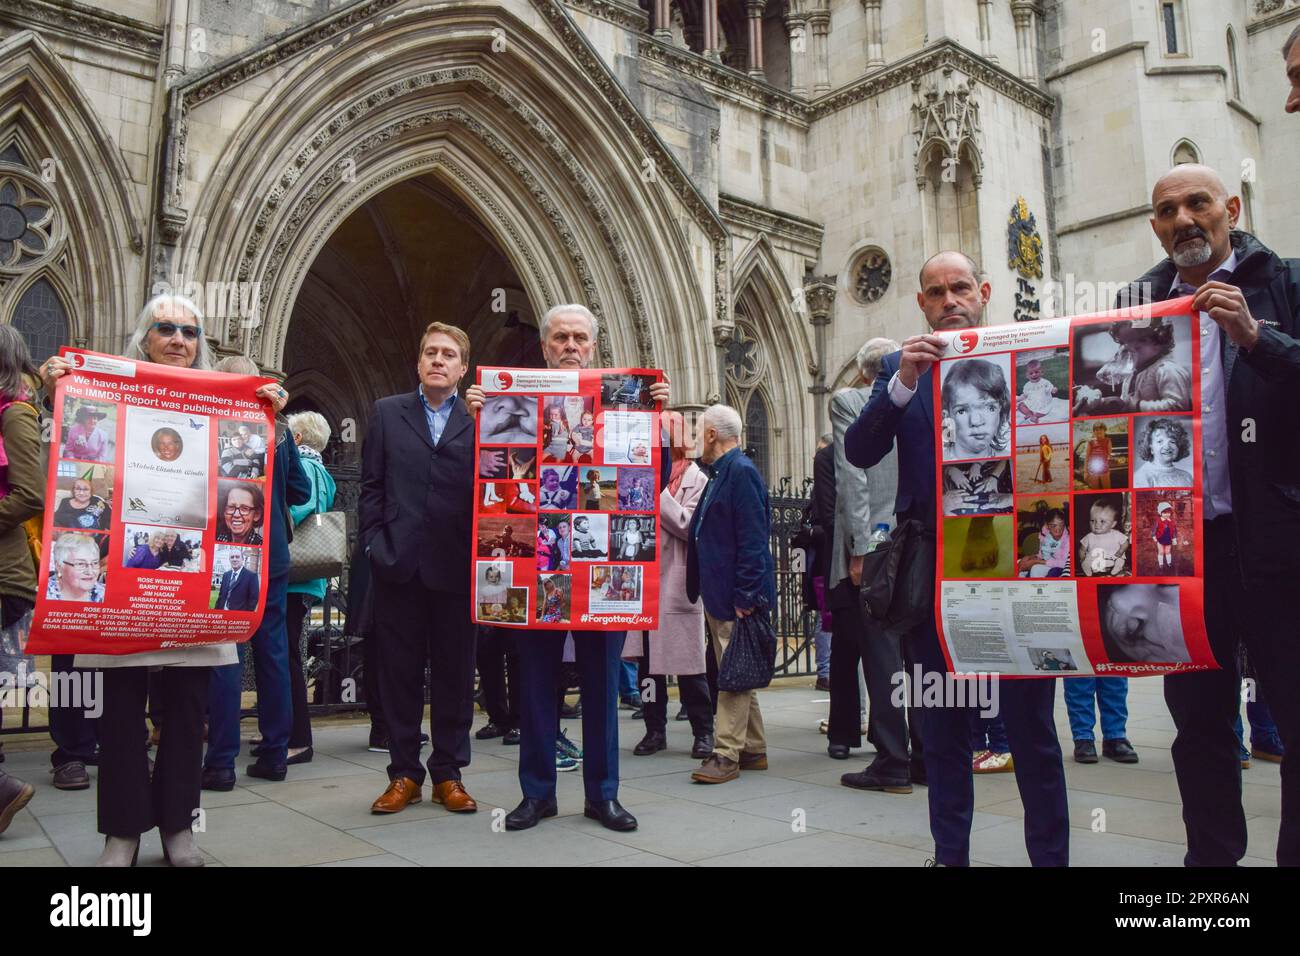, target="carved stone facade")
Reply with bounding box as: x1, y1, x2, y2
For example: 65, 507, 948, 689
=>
1, 0, 1297, 477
